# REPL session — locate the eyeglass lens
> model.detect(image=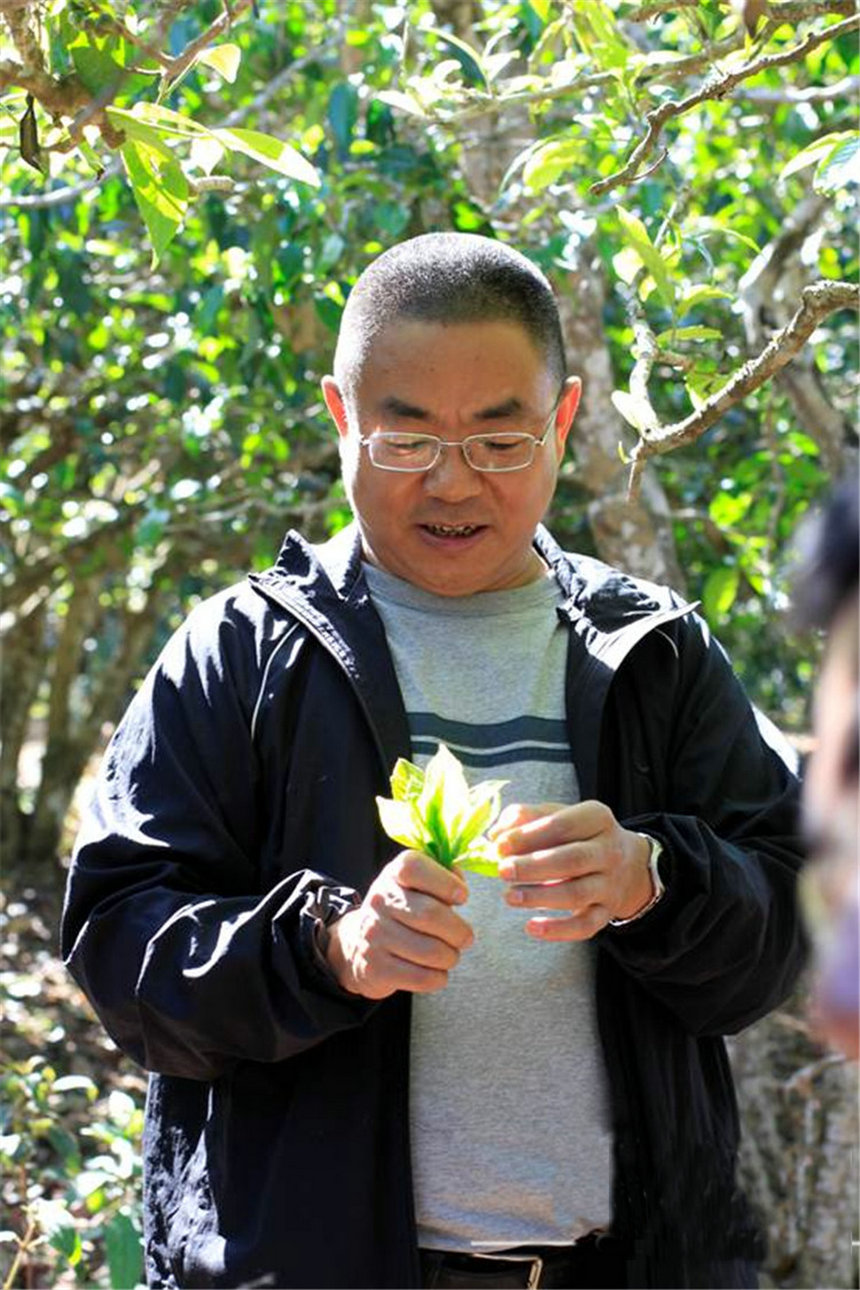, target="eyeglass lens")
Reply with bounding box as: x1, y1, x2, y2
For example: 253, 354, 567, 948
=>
368, 433, 537, 473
